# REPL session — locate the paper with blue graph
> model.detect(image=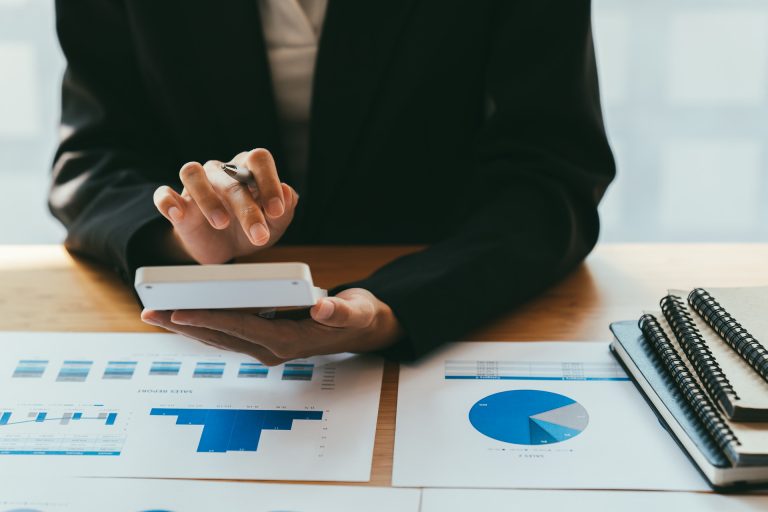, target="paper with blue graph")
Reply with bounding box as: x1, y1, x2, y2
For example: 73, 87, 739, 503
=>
421, 488, 768, 512
0, 477, 421, 512
393, 342, 709, 490
0, 331, 383, 481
